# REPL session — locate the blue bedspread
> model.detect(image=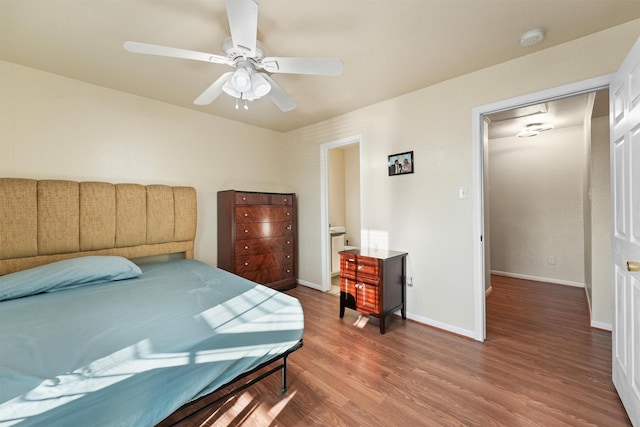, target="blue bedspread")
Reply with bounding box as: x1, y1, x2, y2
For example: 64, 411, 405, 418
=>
0, 259, 304, 426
